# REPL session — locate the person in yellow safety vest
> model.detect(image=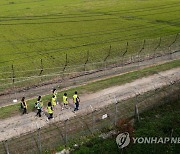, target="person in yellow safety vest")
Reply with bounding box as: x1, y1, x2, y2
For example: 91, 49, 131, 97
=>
62, 93, 69, 109
52, 88, 58, 104
51, 95, 56, 107
73, 91, 80, 112
21, 97, 28, 114
47, 102, 54, 121
35, 96, 42, 117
